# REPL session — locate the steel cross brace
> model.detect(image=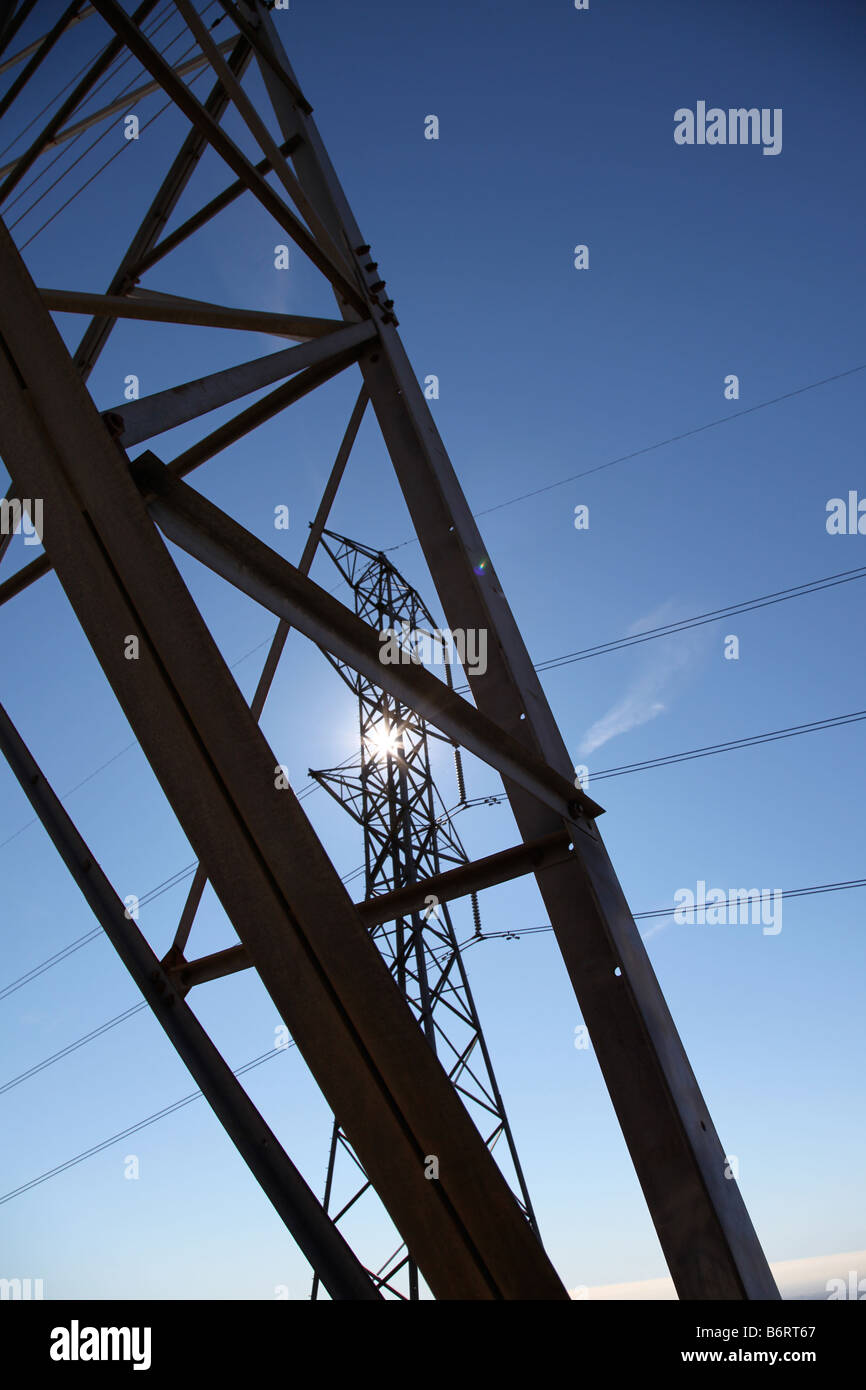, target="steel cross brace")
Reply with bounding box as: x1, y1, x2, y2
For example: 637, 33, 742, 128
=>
129, 451, 602, 825
169, 829, 576, 993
